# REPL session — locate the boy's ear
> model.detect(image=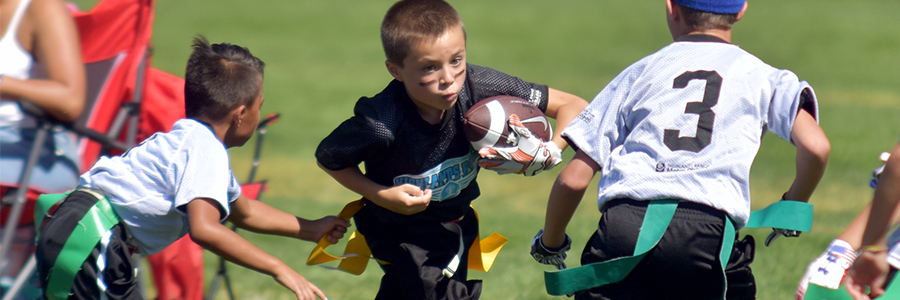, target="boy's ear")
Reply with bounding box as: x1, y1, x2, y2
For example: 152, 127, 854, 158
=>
736, 1, 748, 21
665, 0, 679, 21
231, 104, 248, 127
385, 60, 404, 82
